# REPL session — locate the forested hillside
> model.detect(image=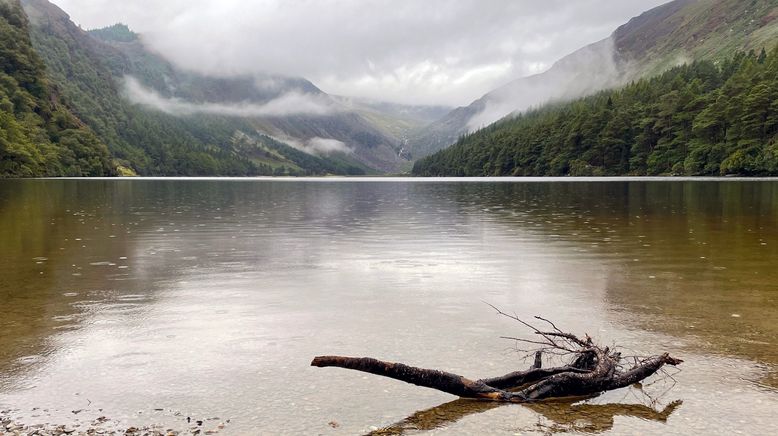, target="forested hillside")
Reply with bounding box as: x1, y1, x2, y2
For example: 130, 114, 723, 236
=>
413, 48, 778, 177
13, 0, 406, 176
21, 0, 357, 176
86, 22, 413, 174
410, 0, 778, 160
0, 0, 112, 177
